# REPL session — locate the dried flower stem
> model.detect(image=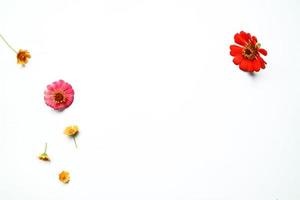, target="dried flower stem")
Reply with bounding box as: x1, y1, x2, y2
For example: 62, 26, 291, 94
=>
0, 33, 18, 54
73, 137, 78, 148
44, 143, 48, 153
